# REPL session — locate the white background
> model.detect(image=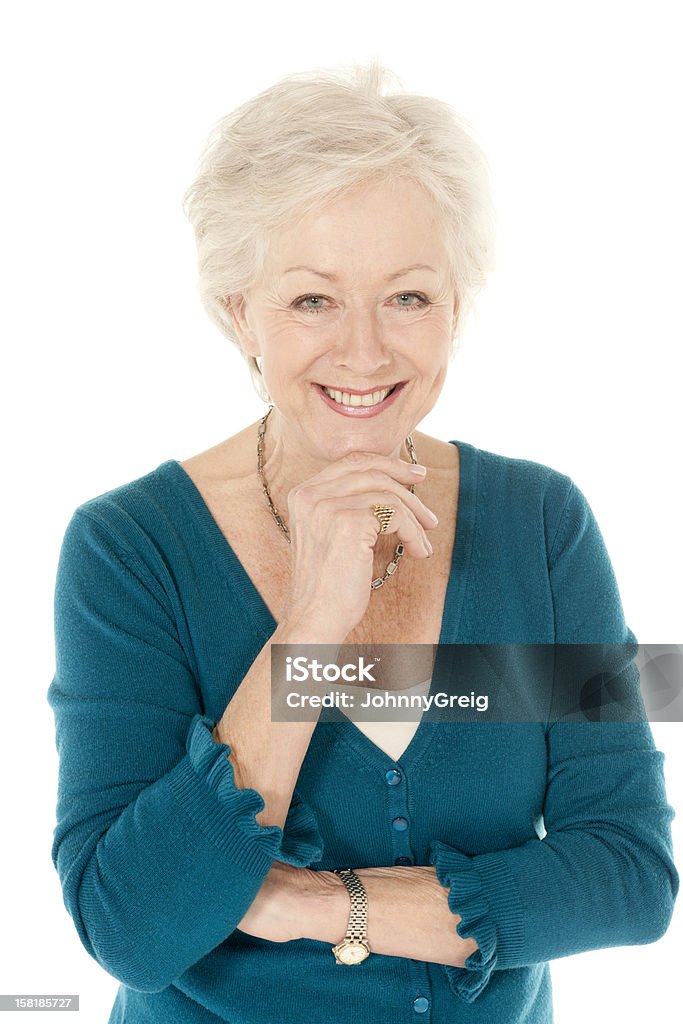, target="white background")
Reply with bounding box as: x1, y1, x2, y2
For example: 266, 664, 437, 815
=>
1, 1, 681, 1021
